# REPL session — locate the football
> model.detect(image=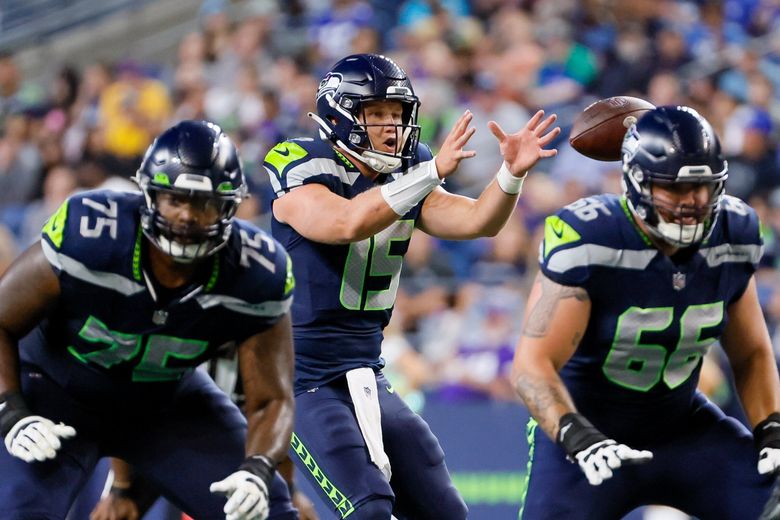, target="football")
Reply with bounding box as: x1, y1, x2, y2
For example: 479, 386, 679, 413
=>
569, 96, 655, 161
